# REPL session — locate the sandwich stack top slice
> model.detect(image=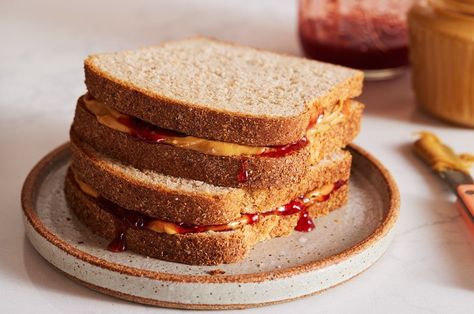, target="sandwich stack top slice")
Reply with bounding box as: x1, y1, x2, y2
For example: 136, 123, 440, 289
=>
84, 37, 363, 146
66, 37, 365, 265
